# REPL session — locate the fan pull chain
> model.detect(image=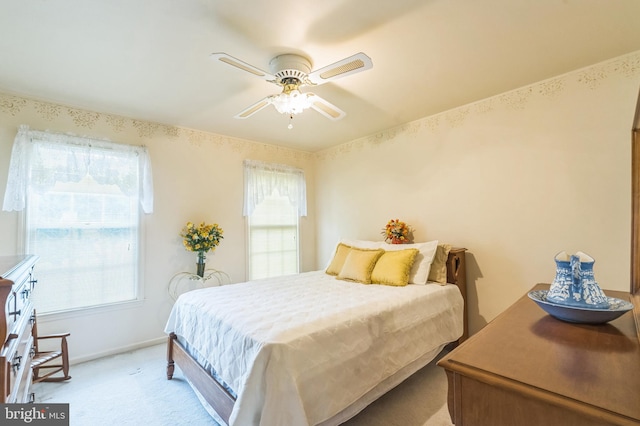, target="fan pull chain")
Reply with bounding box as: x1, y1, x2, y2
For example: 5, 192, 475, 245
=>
288, 114, 294, 130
